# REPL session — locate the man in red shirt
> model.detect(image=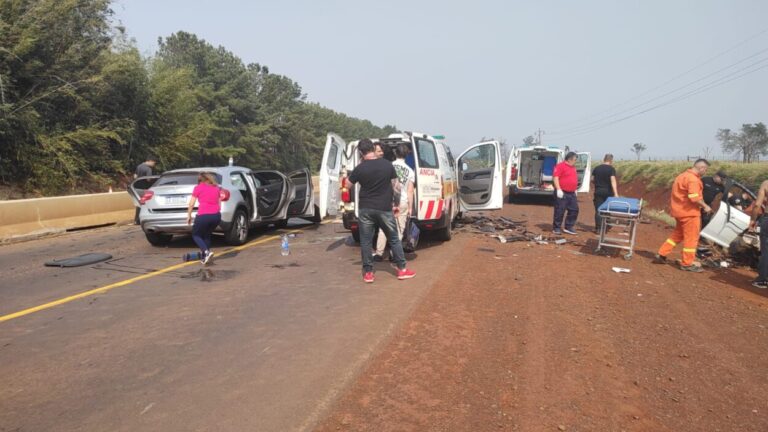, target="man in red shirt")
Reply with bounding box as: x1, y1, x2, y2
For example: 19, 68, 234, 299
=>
552, 152, 580, 235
